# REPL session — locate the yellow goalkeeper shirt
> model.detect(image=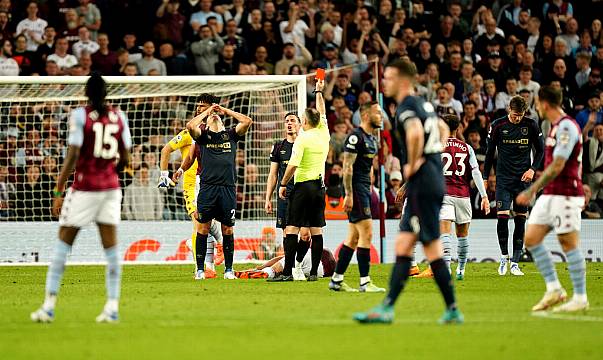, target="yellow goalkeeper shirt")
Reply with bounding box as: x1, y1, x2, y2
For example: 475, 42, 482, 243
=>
289, 114, 329, 183
168, 130, 198, 185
